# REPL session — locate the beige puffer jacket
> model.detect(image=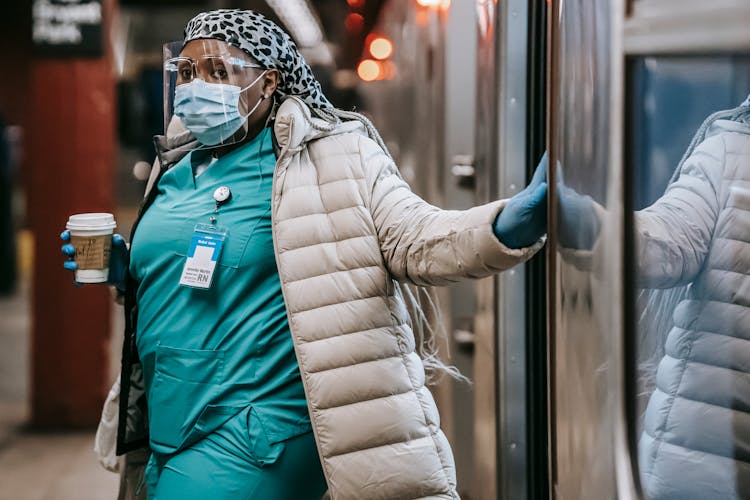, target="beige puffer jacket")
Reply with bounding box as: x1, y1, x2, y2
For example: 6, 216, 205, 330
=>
105, 96, 544, 499
270, 97, 543, 499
